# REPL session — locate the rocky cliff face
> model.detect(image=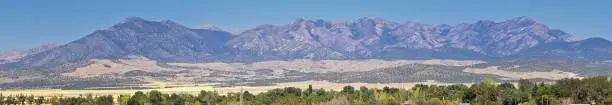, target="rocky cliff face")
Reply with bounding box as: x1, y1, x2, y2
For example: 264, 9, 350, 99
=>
3, 16, 609, 69
12, 17, 232, 68
228, 16, 578, 60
